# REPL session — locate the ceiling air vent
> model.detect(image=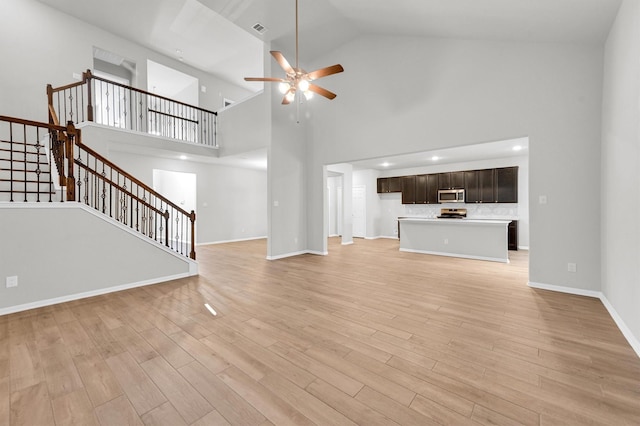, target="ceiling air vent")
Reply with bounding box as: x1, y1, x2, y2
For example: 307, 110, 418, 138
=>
252, 22, 267, 35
